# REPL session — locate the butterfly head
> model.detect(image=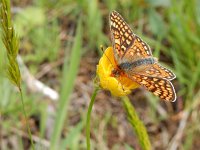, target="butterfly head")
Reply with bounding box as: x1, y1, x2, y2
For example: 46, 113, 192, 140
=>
111, 67, 122, 78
